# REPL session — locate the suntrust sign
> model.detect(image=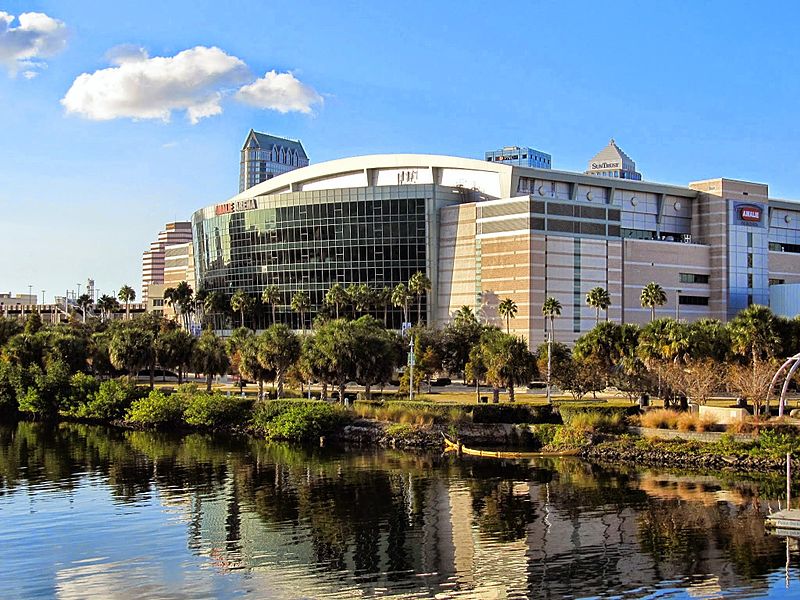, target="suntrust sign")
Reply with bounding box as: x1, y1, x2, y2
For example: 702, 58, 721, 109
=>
215, 198, 258, 215
590, 160, 621, 170
733, 201, 766, 228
